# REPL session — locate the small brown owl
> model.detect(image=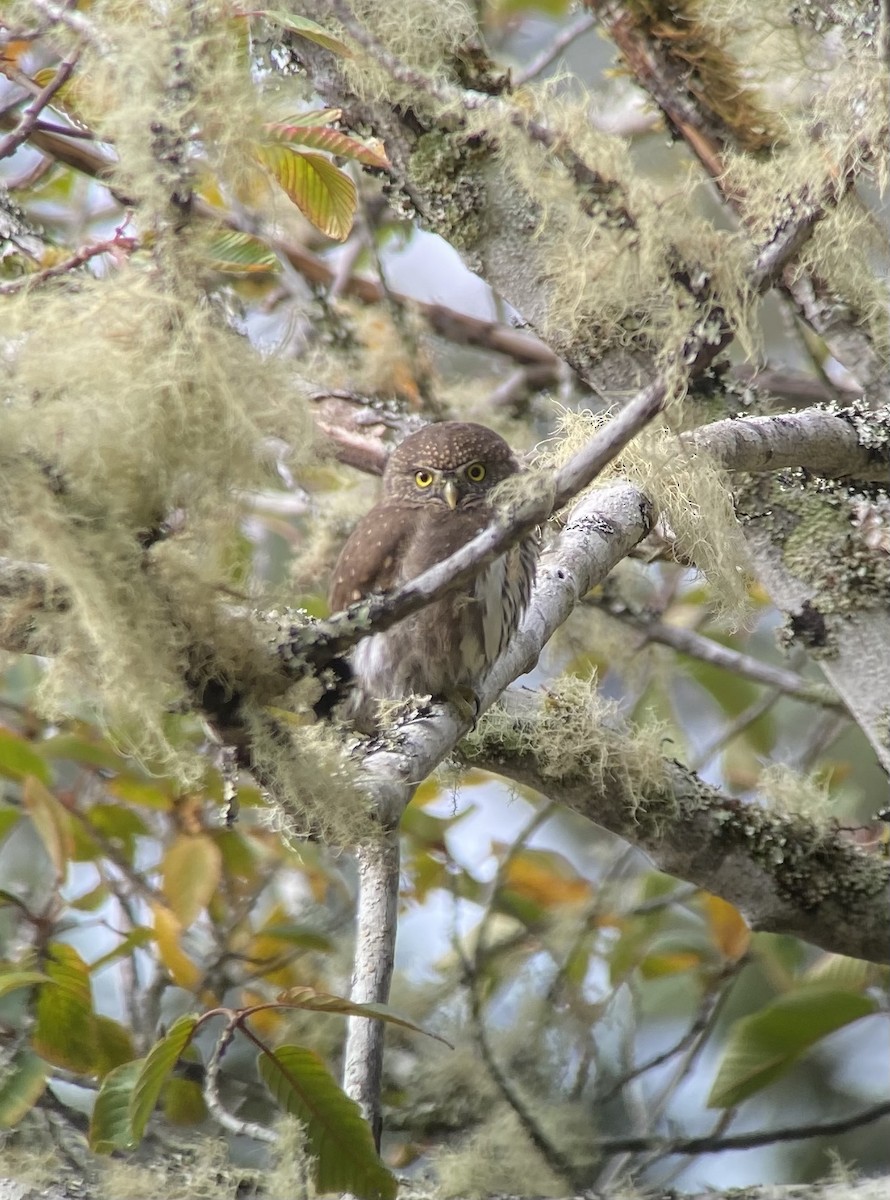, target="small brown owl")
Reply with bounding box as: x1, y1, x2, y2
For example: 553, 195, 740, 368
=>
329, 421, 538, 728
